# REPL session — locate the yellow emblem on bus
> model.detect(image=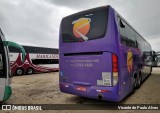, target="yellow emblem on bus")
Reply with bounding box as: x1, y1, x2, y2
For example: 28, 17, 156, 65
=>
72, 18, 91, 41
127, 50, 133, 73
